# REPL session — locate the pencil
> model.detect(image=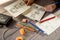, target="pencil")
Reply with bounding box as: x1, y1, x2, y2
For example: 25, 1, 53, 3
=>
40, 16, 56, 23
